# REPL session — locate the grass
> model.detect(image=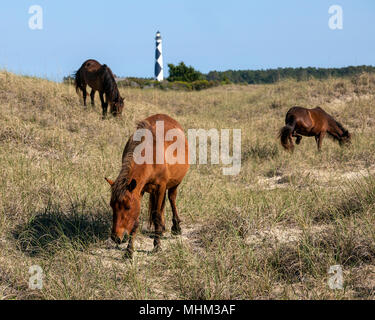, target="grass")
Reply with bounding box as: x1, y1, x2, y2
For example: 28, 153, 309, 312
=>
1, 71, 375, 299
